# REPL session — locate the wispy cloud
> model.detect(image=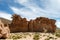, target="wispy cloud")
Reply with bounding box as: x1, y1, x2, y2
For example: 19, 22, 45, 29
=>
10, 7, 37, 20
0, 12, 12, 20
10, 0, 60, 19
